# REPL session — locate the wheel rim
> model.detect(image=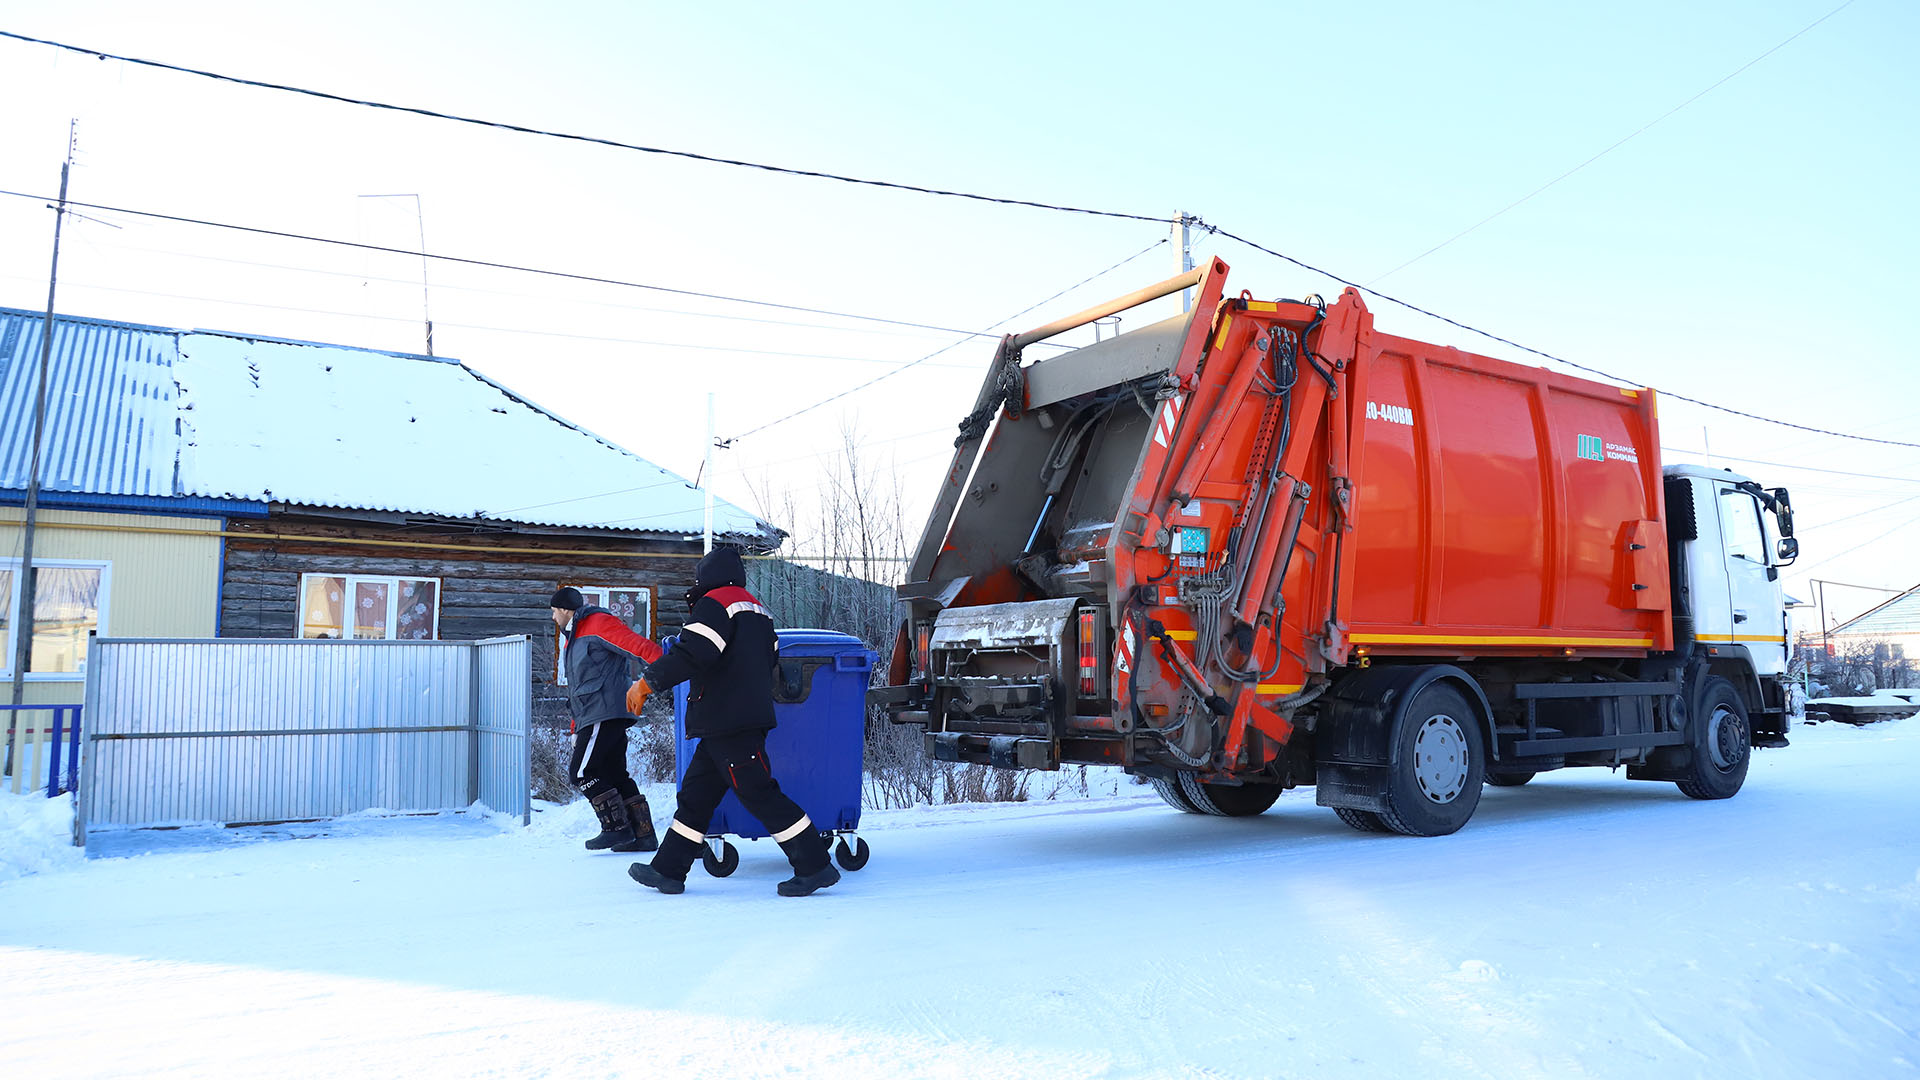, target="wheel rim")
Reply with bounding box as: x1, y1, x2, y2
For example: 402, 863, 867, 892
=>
1414, 714, 1469, 804
1707, 702, 1746, 770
